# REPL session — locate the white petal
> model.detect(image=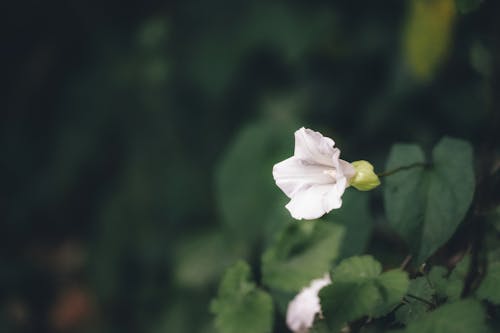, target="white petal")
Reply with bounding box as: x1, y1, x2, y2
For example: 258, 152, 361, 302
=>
285, 184, 342, 220
323, 180, 345, 211
339, 159, 356, 181
294, 128, 337, 166
286, 289, 319, 333
273, 127, 352, 220
308, 274, 332, 293
286, 274, 331, 333
273, 157, 334, 198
